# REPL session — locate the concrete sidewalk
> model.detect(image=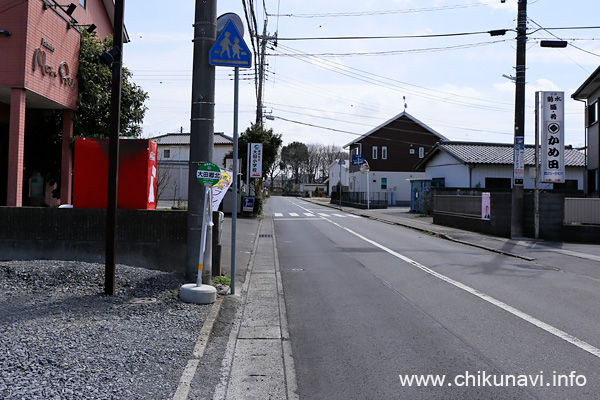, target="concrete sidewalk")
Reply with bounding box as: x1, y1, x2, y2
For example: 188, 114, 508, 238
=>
211, 215, 297, 400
